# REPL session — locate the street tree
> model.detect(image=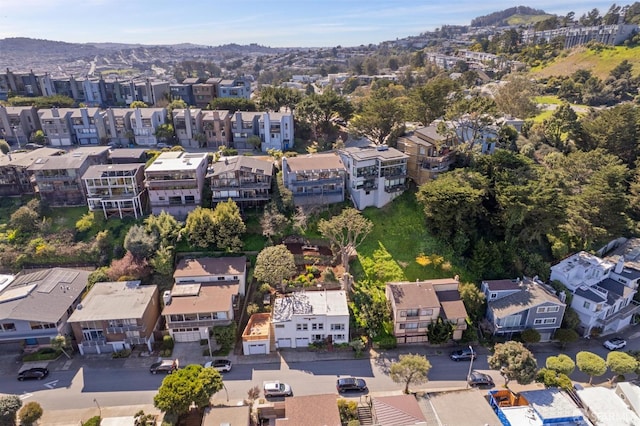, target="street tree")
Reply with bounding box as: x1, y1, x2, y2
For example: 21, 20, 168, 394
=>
0, 395, 22, 426
257, 86, 302, 112
606, 351, 638, 383
211, 199, 246, 252
124, 225, 158, 260
17, 401, 43, 426
554, 329, 579, 349
546, 354, 575, 376
488, 341, 538, 386
318, 208, 373, 273
253, 245, 296, 290
576, 351, 607, 385
390, 354, 432, 394
154, 124, 175, 144
184, 207, 217, 248
51, 334, 72, 359
154, 364, 223, 416
30, 130, 46, 144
